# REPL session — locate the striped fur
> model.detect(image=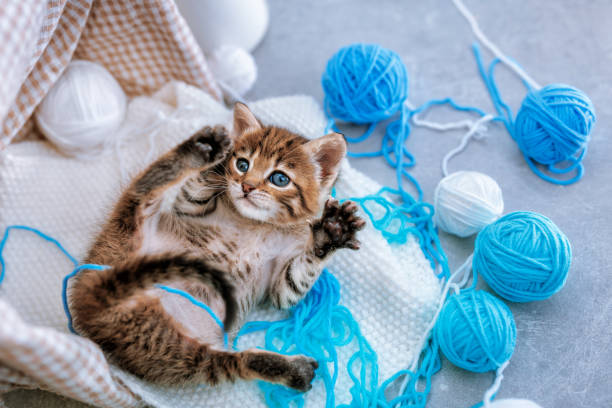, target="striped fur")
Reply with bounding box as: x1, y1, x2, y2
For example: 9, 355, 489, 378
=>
70, 103, 363, 391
